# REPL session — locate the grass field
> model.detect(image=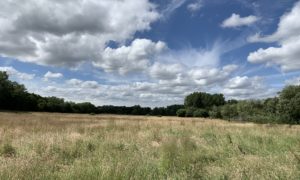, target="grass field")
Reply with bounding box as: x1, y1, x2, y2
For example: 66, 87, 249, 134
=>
0, 112, 299, 179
